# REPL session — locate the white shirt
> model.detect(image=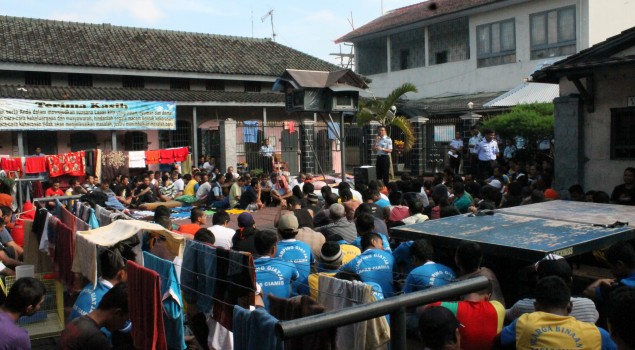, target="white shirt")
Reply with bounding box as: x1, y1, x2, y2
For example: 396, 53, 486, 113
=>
450, 138, 463, 151
476, 139, 499, 161
196, 182, 212, 200
208, 225, 235, 249
260, 145, 274, 157
173, 178, 185, 192
376, 135, 392, 156
468, 135, 481, 154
